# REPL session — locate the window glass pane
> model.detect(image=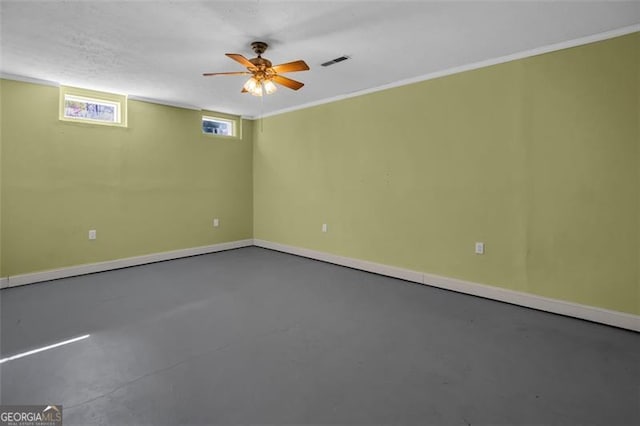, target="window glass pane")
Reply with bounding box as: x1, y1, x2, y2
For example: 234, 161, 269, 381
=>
202, 116, 234, 136
64, 97, 118, 122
